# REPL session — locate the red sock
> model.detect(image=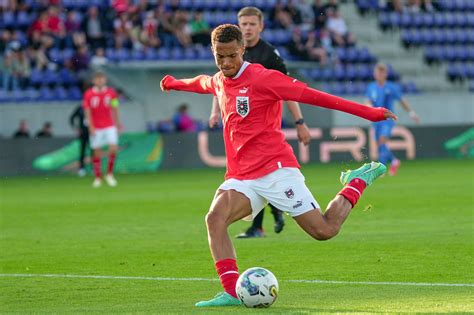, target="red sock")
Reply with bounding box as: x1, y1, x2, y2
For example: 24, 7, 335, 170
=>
107, 153, 116, 174
92, 156, 101, 178
215, 259, 239, 298
338, 178, 367, 207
